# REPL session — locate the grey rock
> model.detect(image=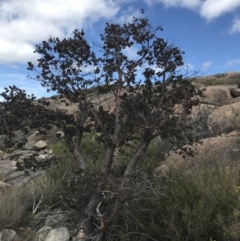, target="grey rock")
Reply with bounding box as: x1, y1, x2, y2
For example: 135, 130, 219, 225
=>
23, 142, 34, 150
0, 159, 17, 177
4, 171, 44, 186
45, 213, 68, 227
75, 229, 86, 240
34, 141, 47, 150
34, 226, 52, 241
27, 131, 48, 145
44, 227, 70, 241
0, 148, 55, 185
